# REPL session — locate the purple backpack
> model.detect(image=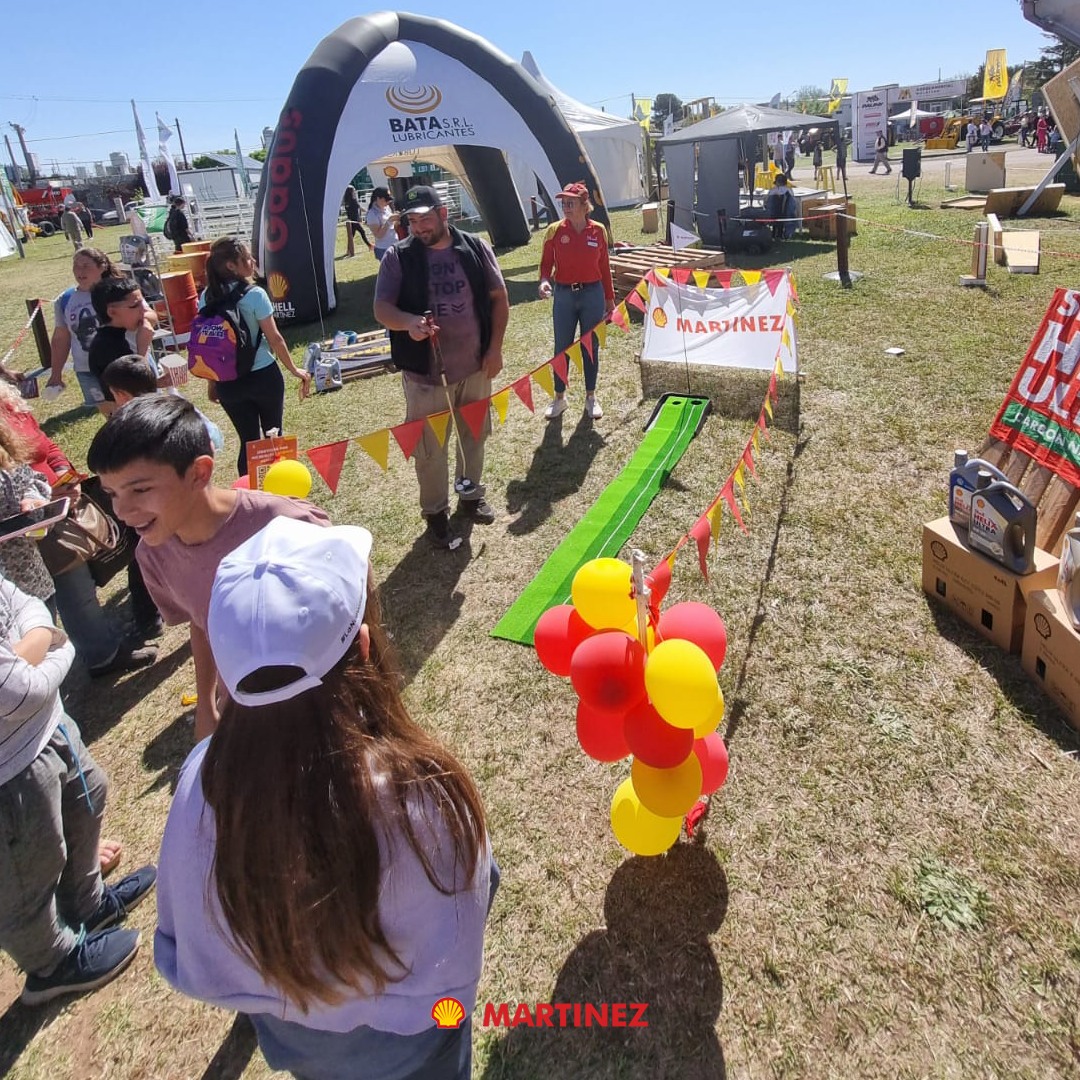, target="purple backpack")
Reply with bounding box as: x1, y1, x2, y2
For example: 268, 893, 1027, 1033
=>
187, 284, 262, 382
